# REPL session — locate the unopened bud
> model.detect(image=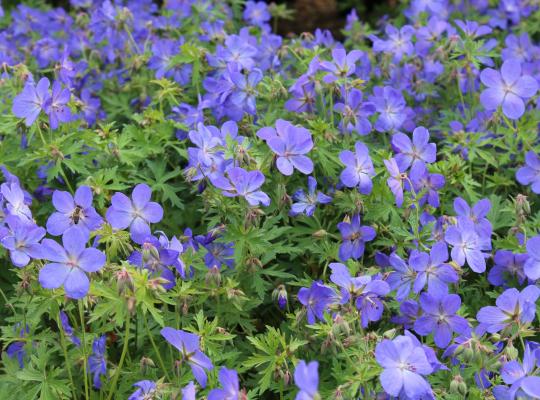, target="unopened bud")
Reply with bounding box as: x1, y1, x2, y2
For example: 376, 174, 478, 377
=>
272, 285, 288, 310
148, 277, 167, 292
312, 229, 327, 238
140, 356, 155, 373
127, 296, 136, 314
332, 314, 350, 336
116, 267, 134, 294
383, 328, 397, 339
449, 375, 467, 396
283, 370, 291, 386
505, 343, 519, 360
205, 266, 221, 287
